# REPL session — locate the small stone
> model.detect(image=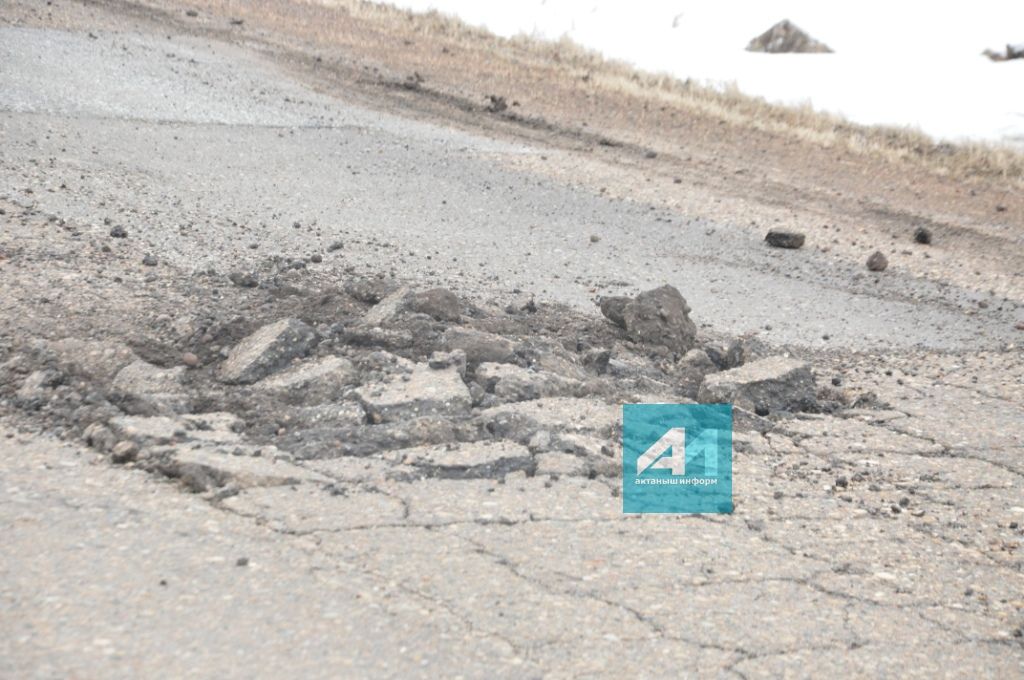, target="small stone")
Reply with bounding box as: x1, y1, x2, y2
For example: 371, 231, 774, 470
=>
142, 254, 158, 267
866, 251, 888, 271
1015, 321, 1024, 331
913, 227, 932, 244
309, 254, 323, 263
110, 440, 139, 464
327, 240, 344, 252
83, 422, 117, 453
427, 350, 467, 375
590, 234, 601, 243
835, 476, 849, 488
236, 557, 249, 567
599, 296, 630, 328
109, 225, 128, 238
764, 229, 805, 249
891, 504, 902, 514
182, 352, 200, 368
831, 376, 842, 386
